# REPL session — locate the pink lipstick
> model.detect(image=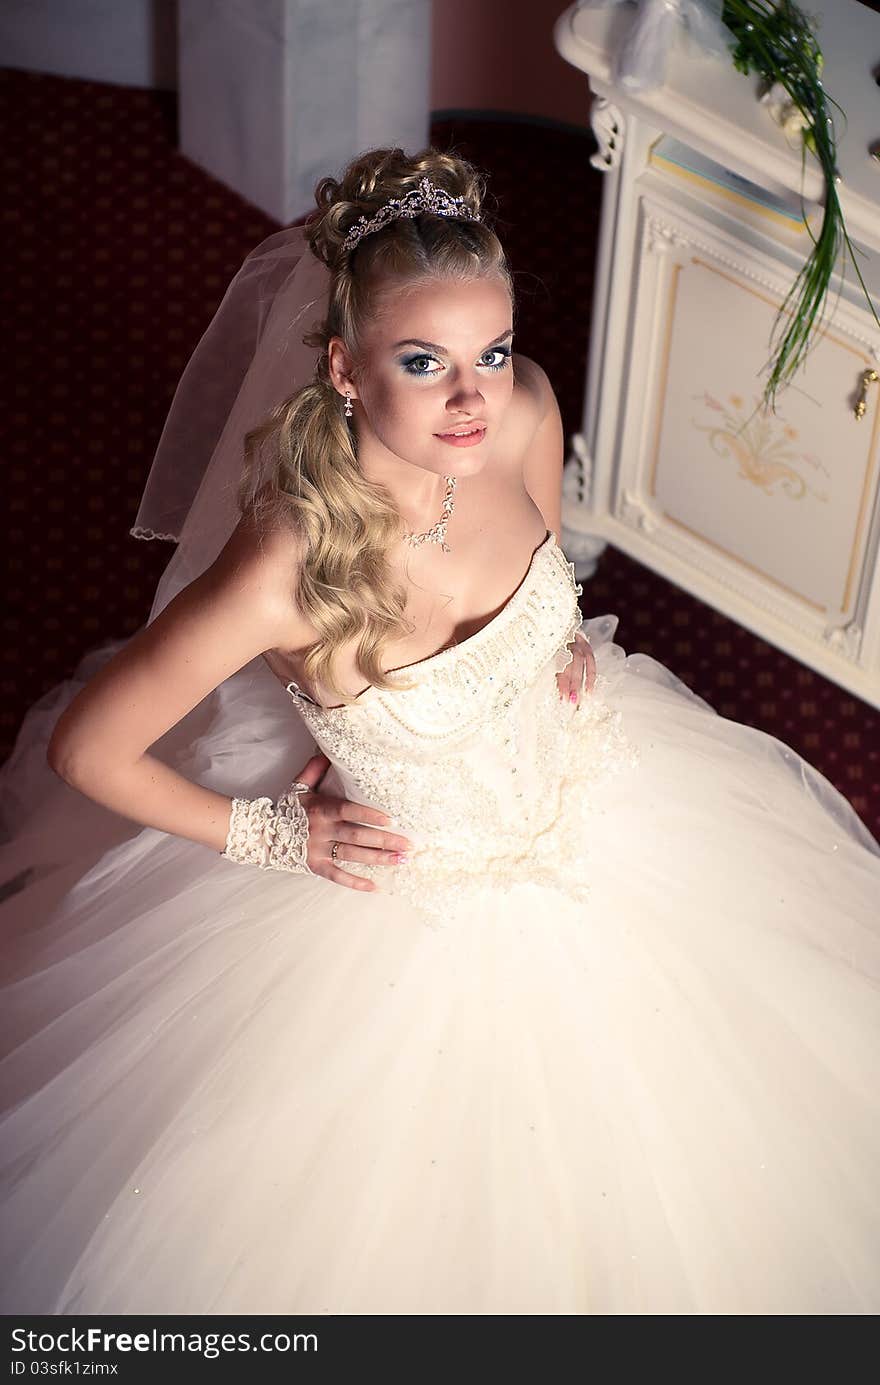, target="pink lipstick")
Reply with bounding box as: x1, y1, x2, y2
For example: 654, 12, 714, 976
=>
434, 425, 487, 447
